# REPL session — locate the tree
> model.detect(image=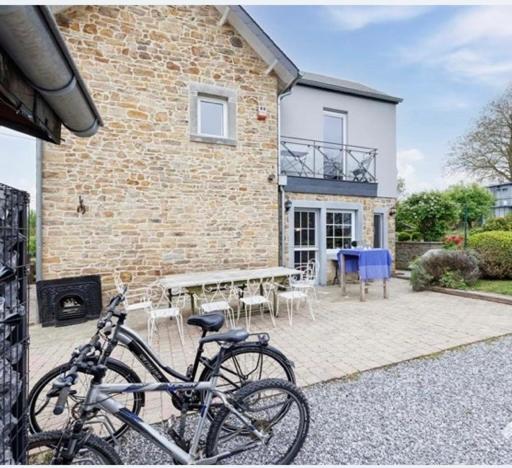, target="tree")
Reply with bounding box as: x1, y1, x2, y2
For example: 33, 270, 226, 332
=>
397, 191, 459, 241
445, 183, 494, 227
29, 209, 36, 258
447, 86, 512, 182
397, 176, 407, 199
